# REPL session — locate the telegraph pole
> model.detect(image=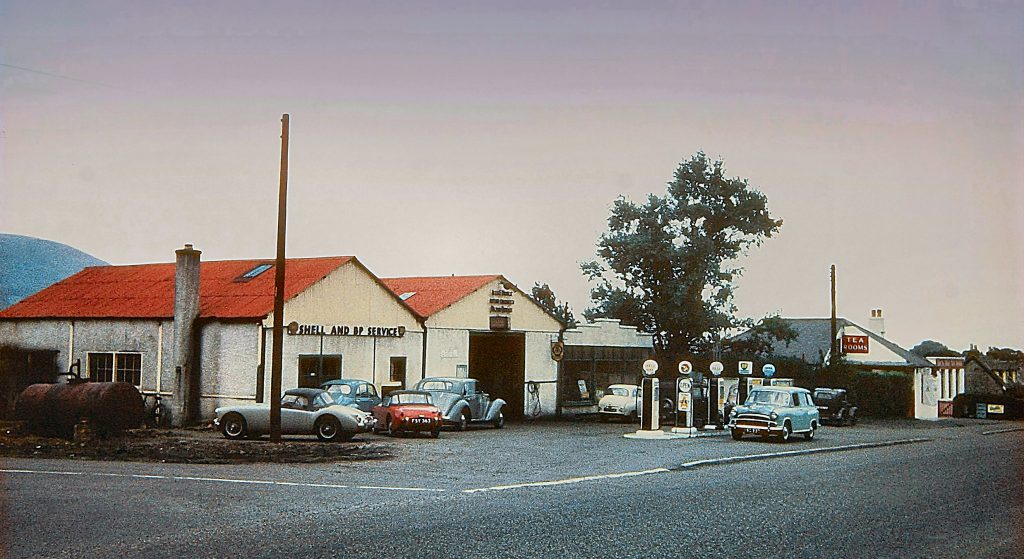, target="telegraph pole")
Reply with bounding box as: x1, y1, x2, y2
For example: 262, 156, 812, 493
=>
270, 114, 290, 442
829, 264, 838, 366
